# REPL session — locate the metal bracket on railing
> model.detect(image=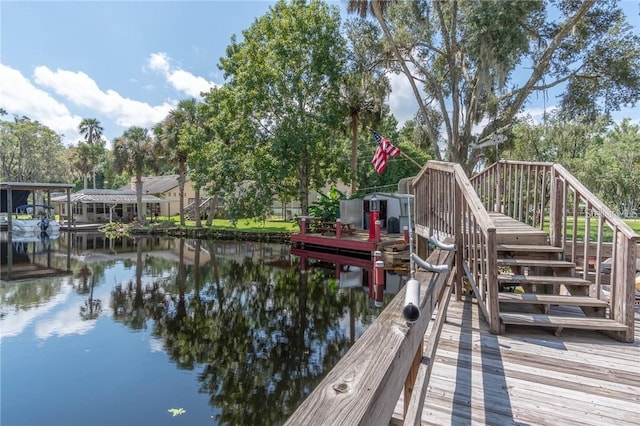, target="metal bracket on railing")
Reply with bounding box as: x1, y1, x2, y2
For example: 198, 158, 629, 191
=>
403, 253, 451, 324
410, 253, 450, 273
429, 236, 456, 252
